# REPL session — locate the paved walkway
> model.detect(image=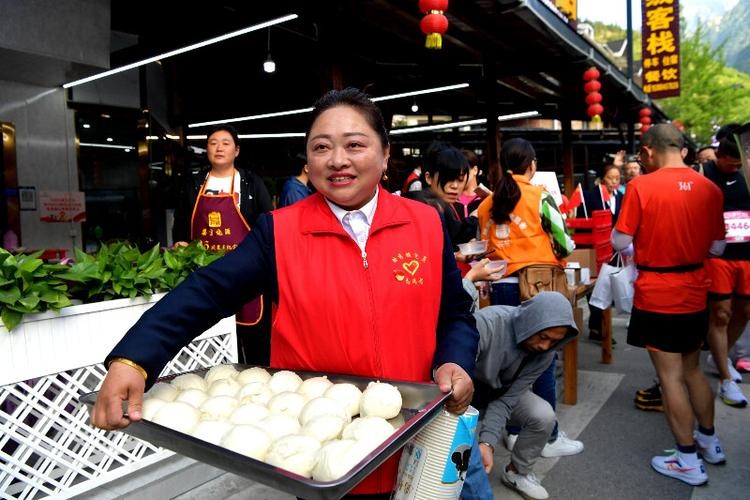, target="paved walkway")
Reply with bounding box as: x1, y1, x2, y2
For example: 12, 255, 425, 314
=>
173, 313, 750, 500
